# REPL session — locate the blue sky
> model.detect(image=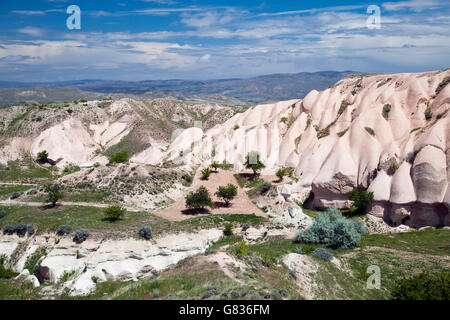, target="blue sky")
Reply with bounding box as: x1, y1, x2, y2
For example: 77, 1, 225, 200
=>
0, 0, 449, 81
